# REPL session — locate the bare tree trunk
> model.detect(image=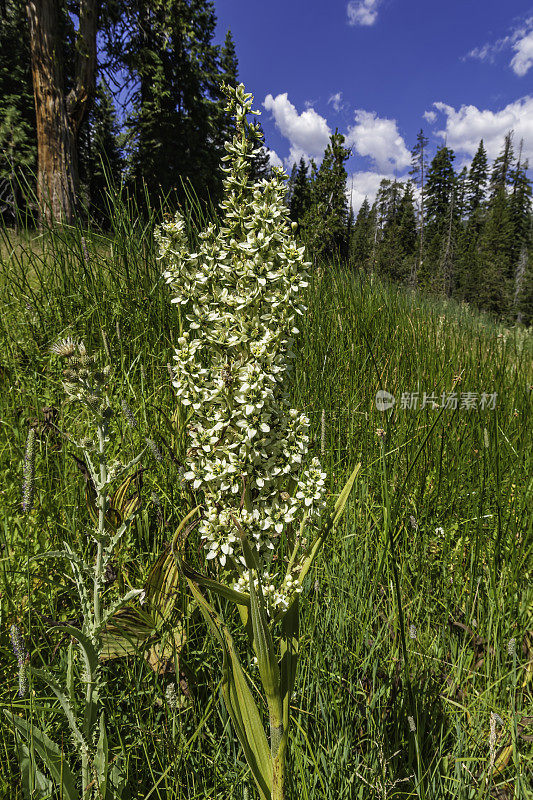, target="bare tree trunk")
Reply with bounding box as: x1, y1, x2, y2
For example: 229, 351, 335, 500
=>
26, 0, 98, 224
